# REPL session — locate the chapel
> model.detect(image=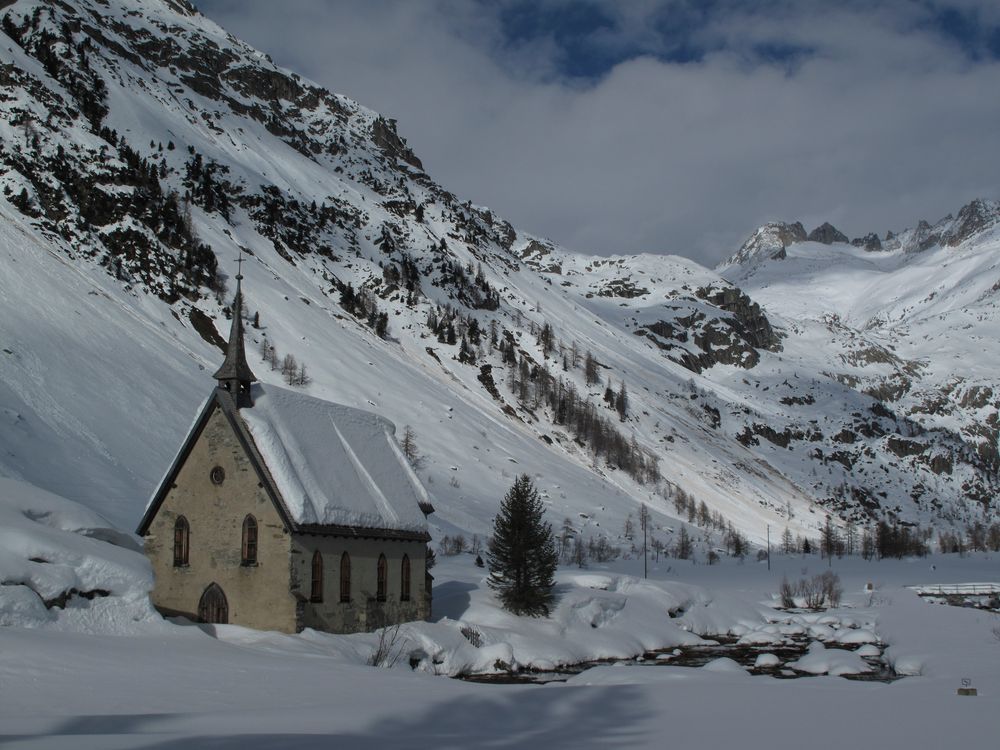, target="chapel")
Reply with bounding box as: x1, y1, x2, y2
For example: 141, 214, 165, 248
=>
137, 270, 432, 633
